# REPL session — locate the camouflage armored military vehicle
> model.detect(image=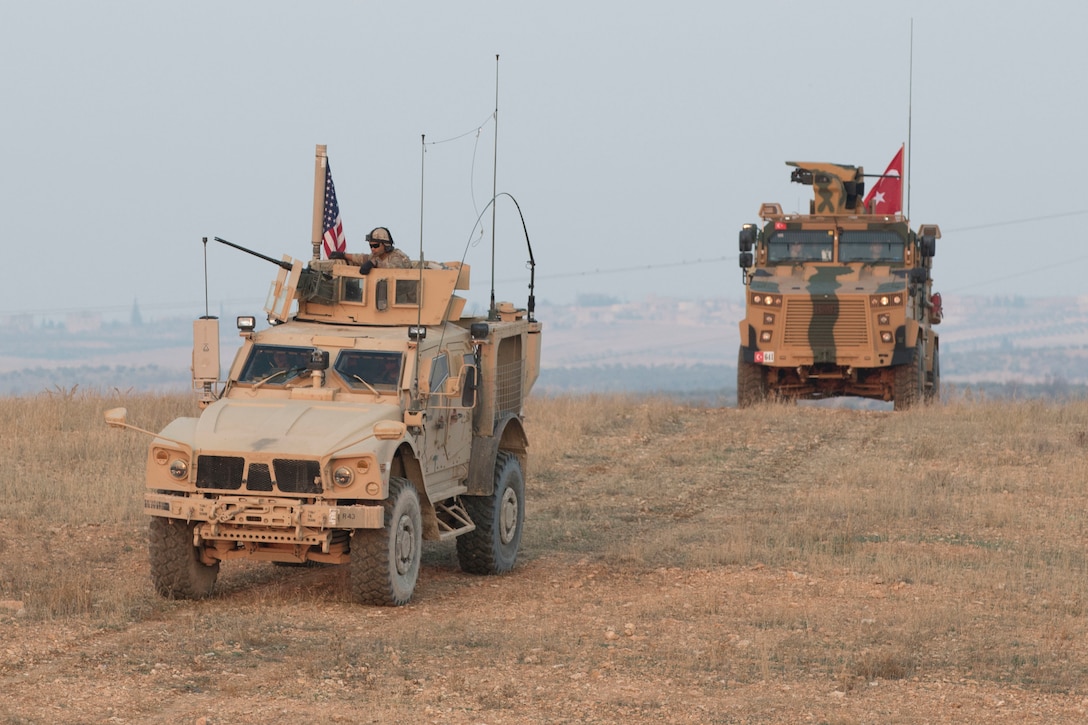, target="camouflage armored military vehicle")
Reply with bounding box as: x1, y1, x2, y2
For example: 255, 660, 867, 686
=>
106, 158, 541, 606
736, 161, 941, 409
